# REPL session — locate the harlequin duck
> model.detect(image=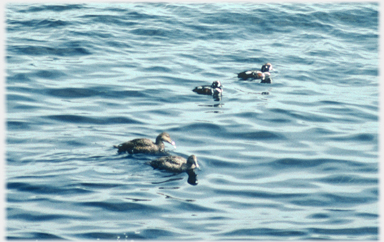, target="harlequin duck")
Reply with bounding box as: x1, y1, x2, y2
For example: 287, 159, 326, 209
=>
193, 80, 223, 96
238, 63, 273, 83
114, 132, 176, 154
149, 155, 199, 173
